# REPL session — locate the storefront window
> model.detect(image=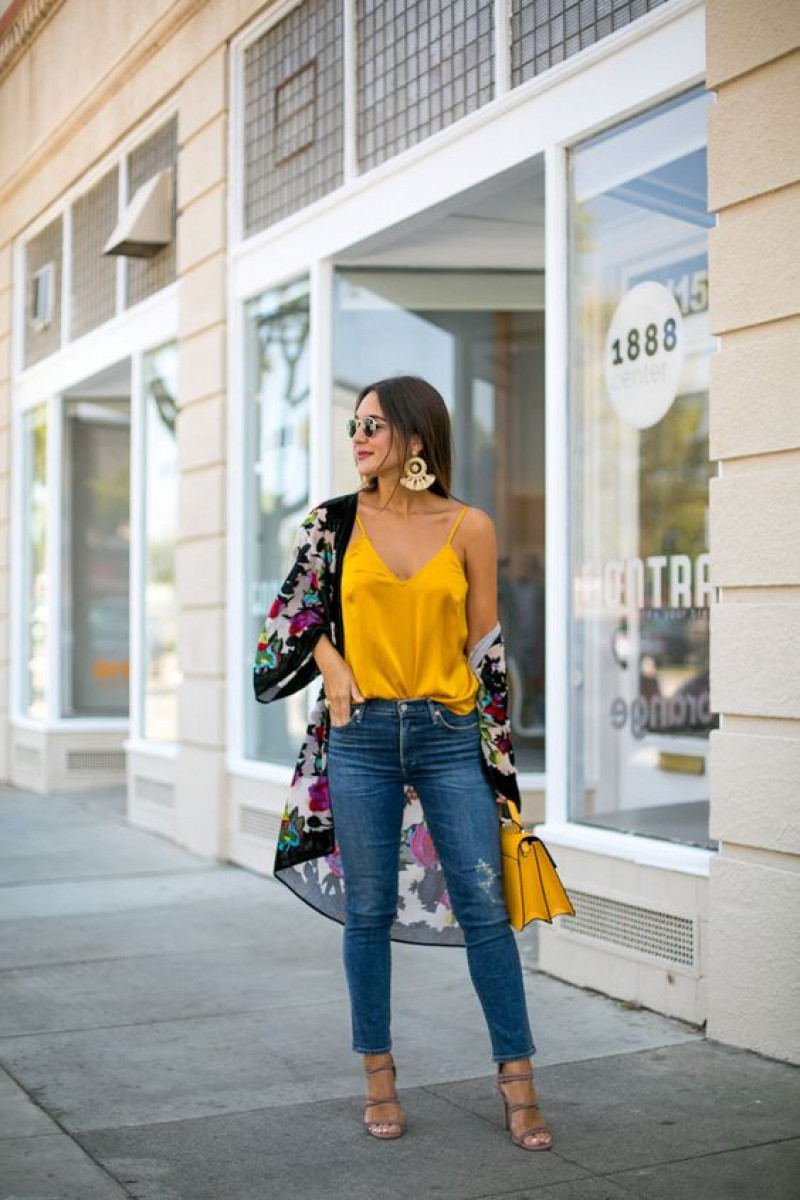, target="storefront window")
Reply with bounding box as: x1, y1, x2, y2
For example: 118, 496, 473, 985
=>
21, 405, 48, 718
142, 344, 179, 741
61, 397, 131, 717
334, 270, 546, 772
246, 278, 310, 763
568, 88, 717, 848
